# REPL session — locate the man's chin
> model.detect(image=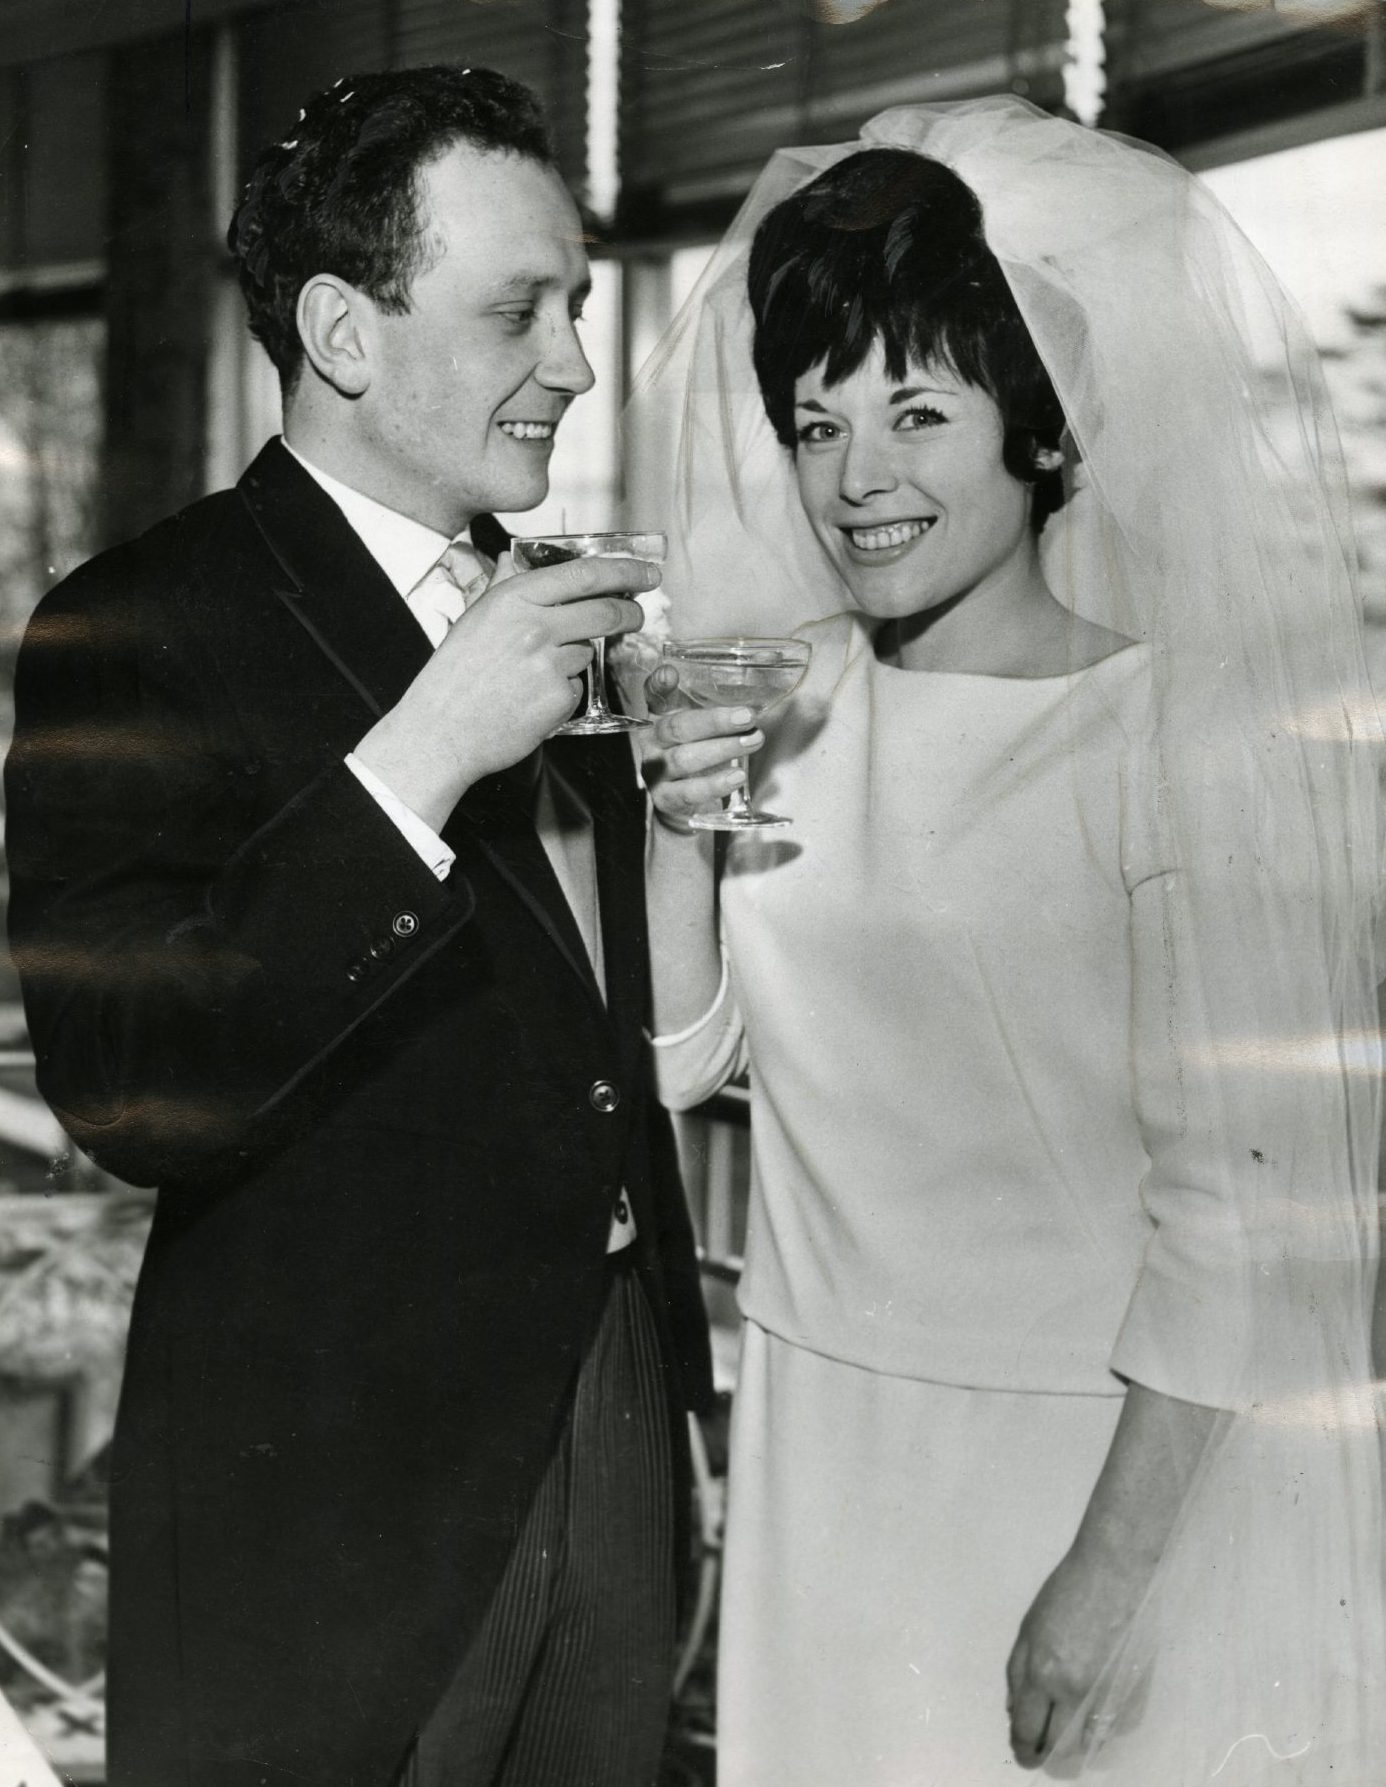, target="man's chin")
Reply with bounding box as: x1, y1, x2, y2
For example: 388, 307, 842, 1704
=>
479, 476, 552, 524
